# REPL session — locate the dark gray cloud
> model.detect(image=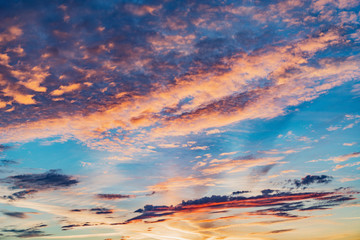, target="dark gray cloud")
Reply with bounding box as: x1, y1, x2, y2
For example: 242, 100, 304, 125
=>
127, 188, 356, 224
145, 191, 156, 196
261, 189, 278, 196
232, 190, 250, 195
268, 229, 294, 234
90, 208, 114, 214
293, 175, 333, 188
96, 194, 135, 200
0, 159, 18, 167
0, 145, 11, 151
1, 224, 49, 238
2, 190, 38, 201
0, 170, 78, 201
249, 164, 277, 182
61, 222, 100, 231
70, 207, 114, 215
2, 169, 78, 191
2, 211, 27, 218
